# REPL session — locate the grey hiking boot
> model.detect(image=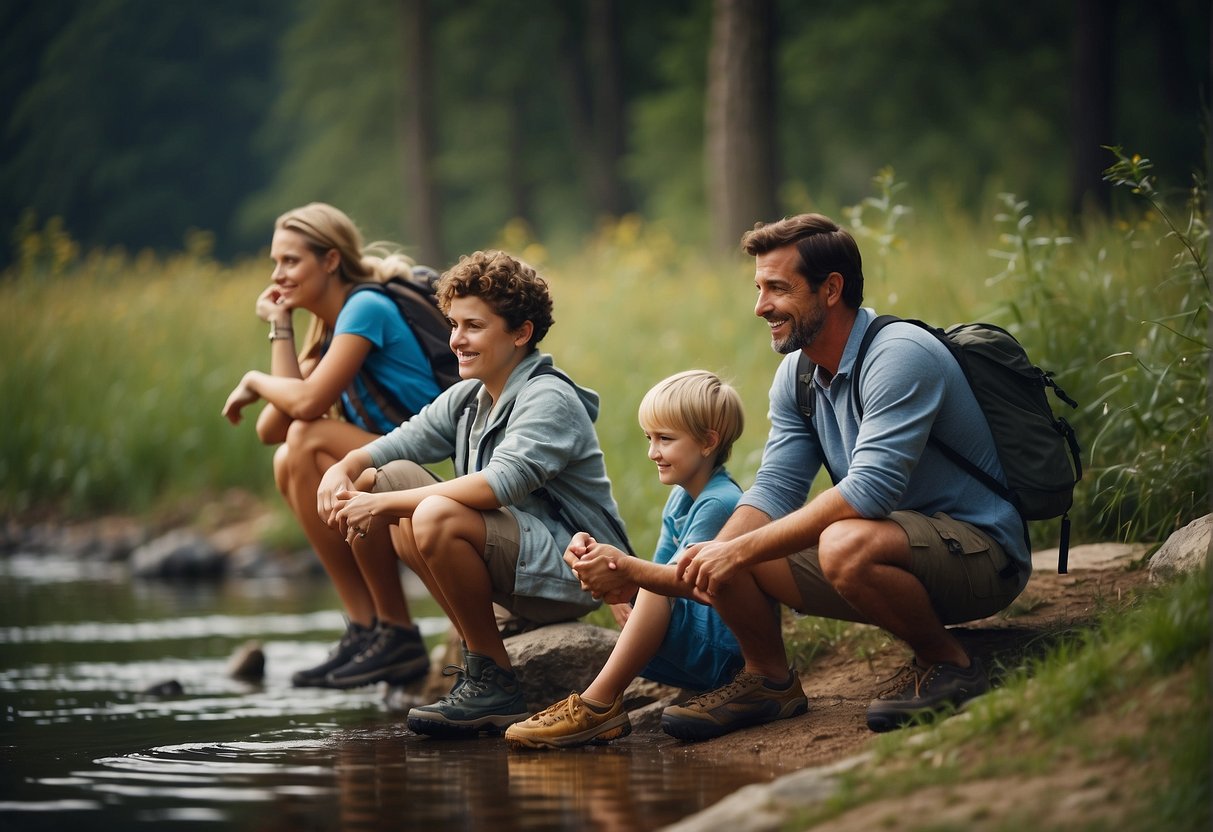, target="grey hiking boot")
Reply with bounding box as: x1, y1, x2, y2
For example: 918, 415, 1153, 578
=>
865, 656, 989, 732
407, 651, 530, 738
291, 619, 376, 688
661, 668, 807, 741
324, 622, 430, 689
